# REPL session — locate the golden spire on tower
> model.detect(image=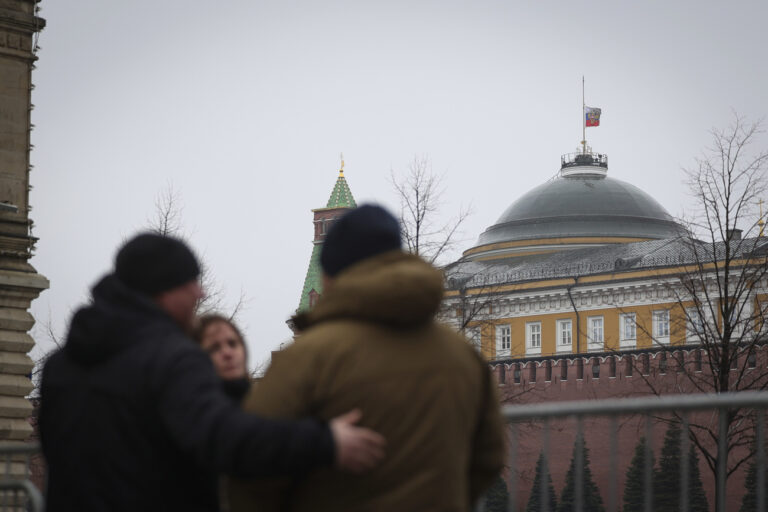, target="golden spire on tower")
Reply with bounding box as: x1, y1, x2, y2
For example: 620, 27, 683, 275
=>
339, 152, 345, 177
